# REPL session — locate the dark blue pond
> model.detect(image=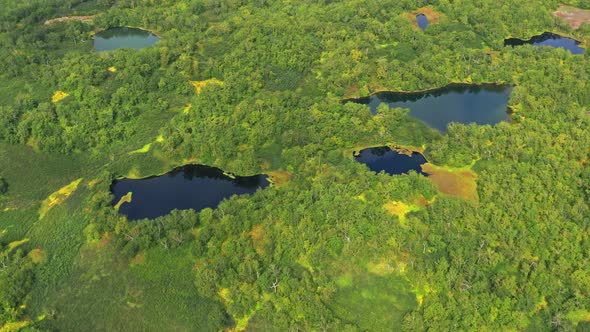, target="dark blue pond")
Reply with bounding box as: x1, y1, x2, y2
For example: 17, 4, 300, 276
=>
111, 164, 269, 220
504, 32, 584, 55
354, 147, 427, 175
346, 84, 513, 133
94, 27, 160, 52
416, 14, 429, 30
